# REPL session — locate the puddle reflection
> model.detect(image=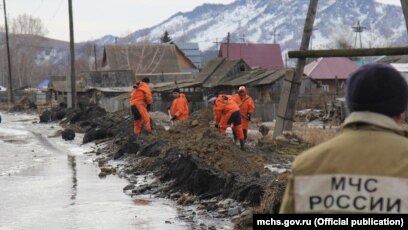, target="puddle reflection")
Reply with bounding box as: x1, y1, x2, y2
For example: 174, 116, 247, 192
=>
68, 155, 77, 205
